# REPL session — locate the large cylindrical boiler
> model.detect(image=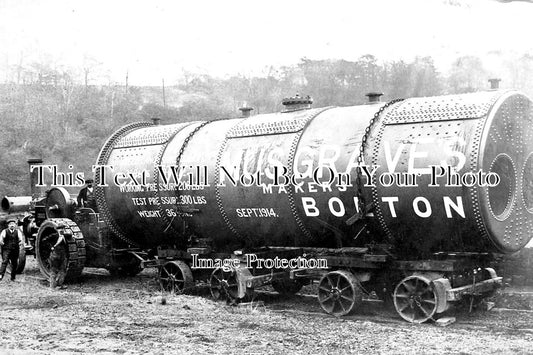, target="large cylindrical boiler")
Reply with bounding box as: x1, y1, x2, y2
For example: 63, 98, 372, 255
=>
366, 91, 533, 255
94, 90, 533, 255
